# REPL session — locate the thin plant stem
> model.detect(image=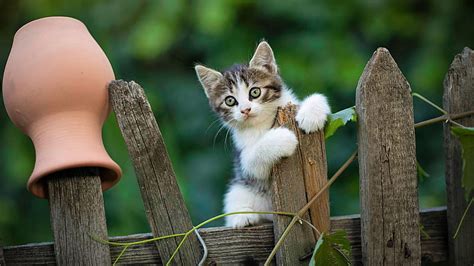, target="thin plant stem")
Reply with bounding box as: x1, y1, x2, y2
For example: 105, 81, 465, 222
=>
299, 150, 357, 216
100, 210, 296, 265
449, 120, 465, 128
166, 231, 191, 266
412, 92, 447, 114
264, 150, 358, 266
264, 217, 299, 266
162, 211, 296, 265
113, 244, 130, 266
414, 110, 474, 128
300, 218, 321, 238
453, 197, 474, 239
95, 232, 186, 247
